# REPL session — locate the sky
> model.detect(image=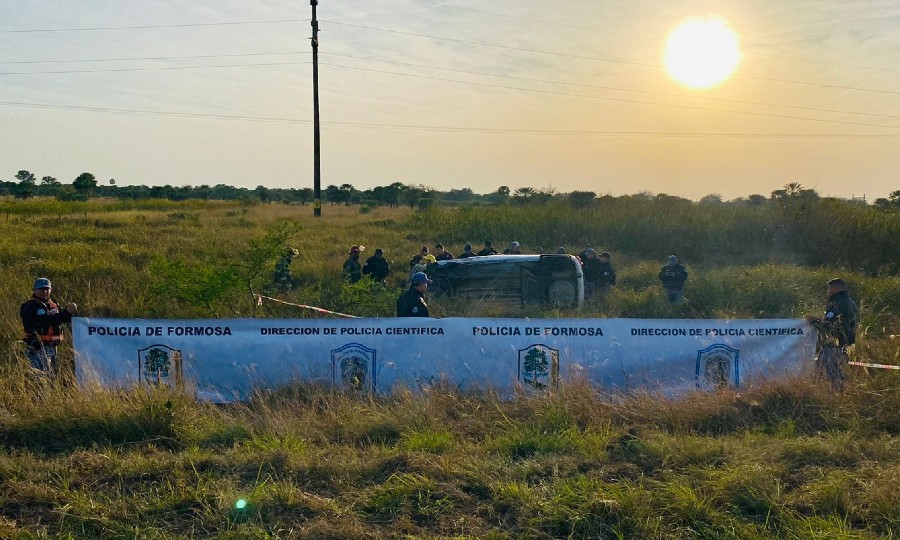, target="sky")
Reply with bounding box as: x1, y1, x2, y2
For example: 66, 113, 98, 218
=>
2, 0, 900, 200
